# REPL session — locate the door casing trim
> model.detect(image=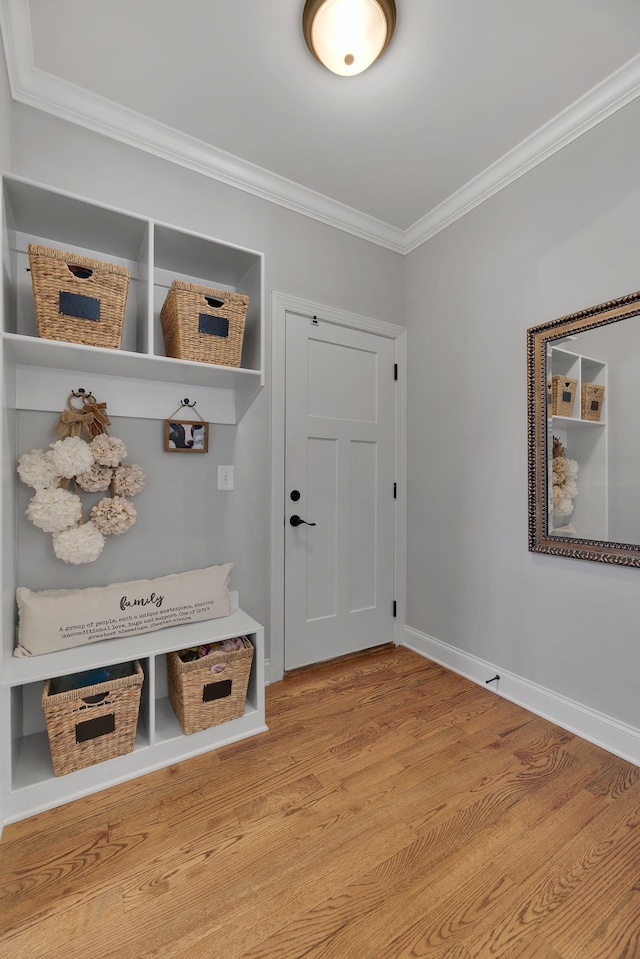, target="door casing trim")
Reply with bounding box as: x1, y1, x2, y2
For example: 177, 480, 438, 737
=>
270, 291, 407, 683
